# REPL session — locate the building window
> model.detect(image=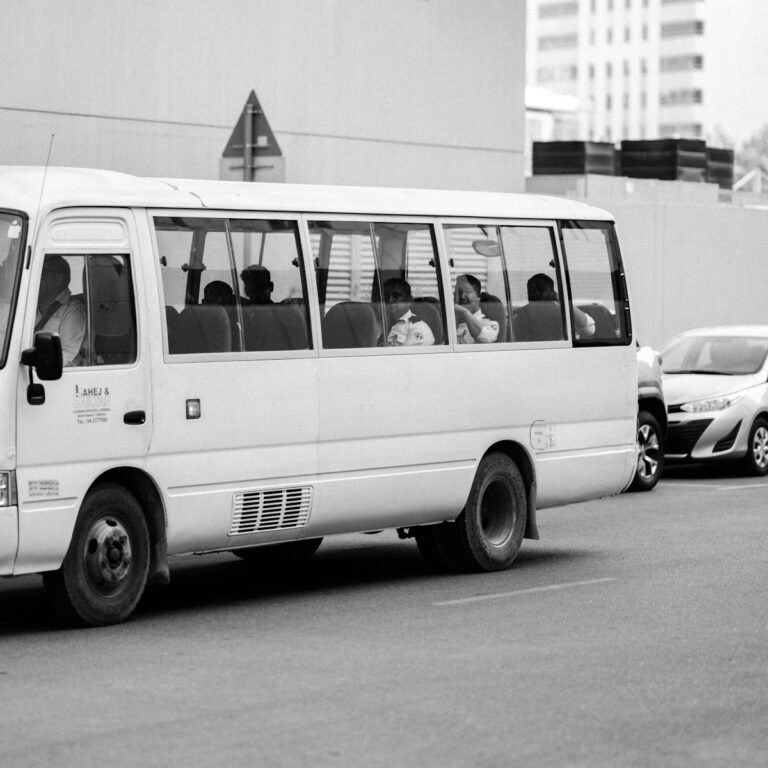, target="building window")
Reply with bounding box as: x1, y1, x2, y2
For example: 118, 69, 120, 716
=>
539, 34, 579, 50
660, 54, 704, 72
661, 20, 704, 38
539, 1, 579, 18
660, 88, 703, 106
660, 123, 703, 138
